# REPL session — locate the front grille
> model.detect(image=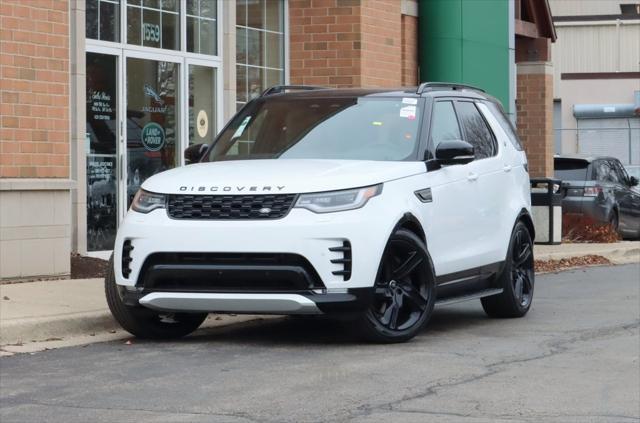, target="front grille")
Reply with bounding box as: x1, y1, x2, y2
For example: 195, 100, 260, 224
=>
137, 252, 325, 293
167, 194, 297, 220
